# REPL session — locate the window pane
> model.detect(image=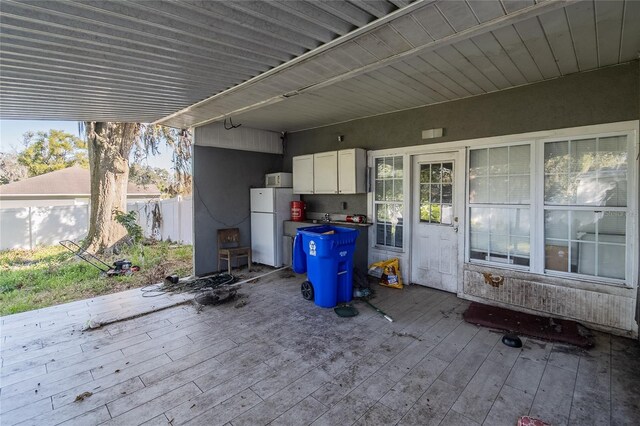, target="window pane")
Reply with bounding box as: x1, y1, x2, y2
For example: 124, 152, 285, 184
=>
442, 184, 452, 204
545, 174, 572, 205
489, 147, 508, 175
471, 146, 530, 205
469, 149, 488, 177
490, 235, 509, 255
545, 209, 626, 279
430, 184, 441, 203
545, 141, 569, 174
599, 176, 627, 207
597, 244, 625, 279
391, 179, 402, 201
489, 208, 508, 235
509, 209, 530, 237
545, 210, 568, 240
375, 180, 384, 201
420, 164, 430, 183
394, 225, 403, 248
509, 175, 530, 204
376, 223, 385, 246
470, 232, 489, 252
509, 145, 530, 174
470, 208, 489, 233
376, 158, 389, 179
431, 163, 442, 183
442, 163, 453, 183
600, 212, 626, 235
512, 237, 530, 256
441, 204, 453, 225
570, 138, 597, 173
471, 207, 529, 264
376, 204, 389, 222
489, 176, 508, 203
571, 211, 596, 238
545, 137, 628, 207
385, 157, 394, 176
430, 204, 442, 223
394, 156, 404, 178
545, 242, 570, 272
384, 181, 394, 201
469, 176, 488, 203
420, 203, 431, 222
